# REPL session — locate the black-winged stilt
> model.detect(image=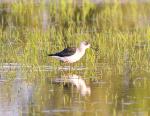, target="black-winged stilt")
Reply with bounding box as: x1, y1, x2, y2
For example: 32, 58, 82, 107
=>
48, 41, 90, 63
